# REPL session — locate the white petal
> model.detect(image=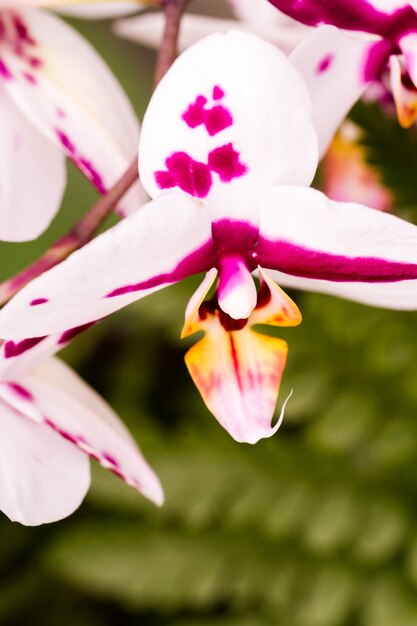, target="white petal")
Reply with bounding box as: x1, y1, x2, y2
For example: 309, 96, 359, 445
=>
12, 357, 163, 506
57, 2, 142, 19
115, 12, 305, 55
0, 399, 89, 525
0, 89, 66, 241
139, 31, 318, 223
0, 8, 144, 215
290, 26, 371, 157
0, 193, 213, 339
256, 185, 417, 310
